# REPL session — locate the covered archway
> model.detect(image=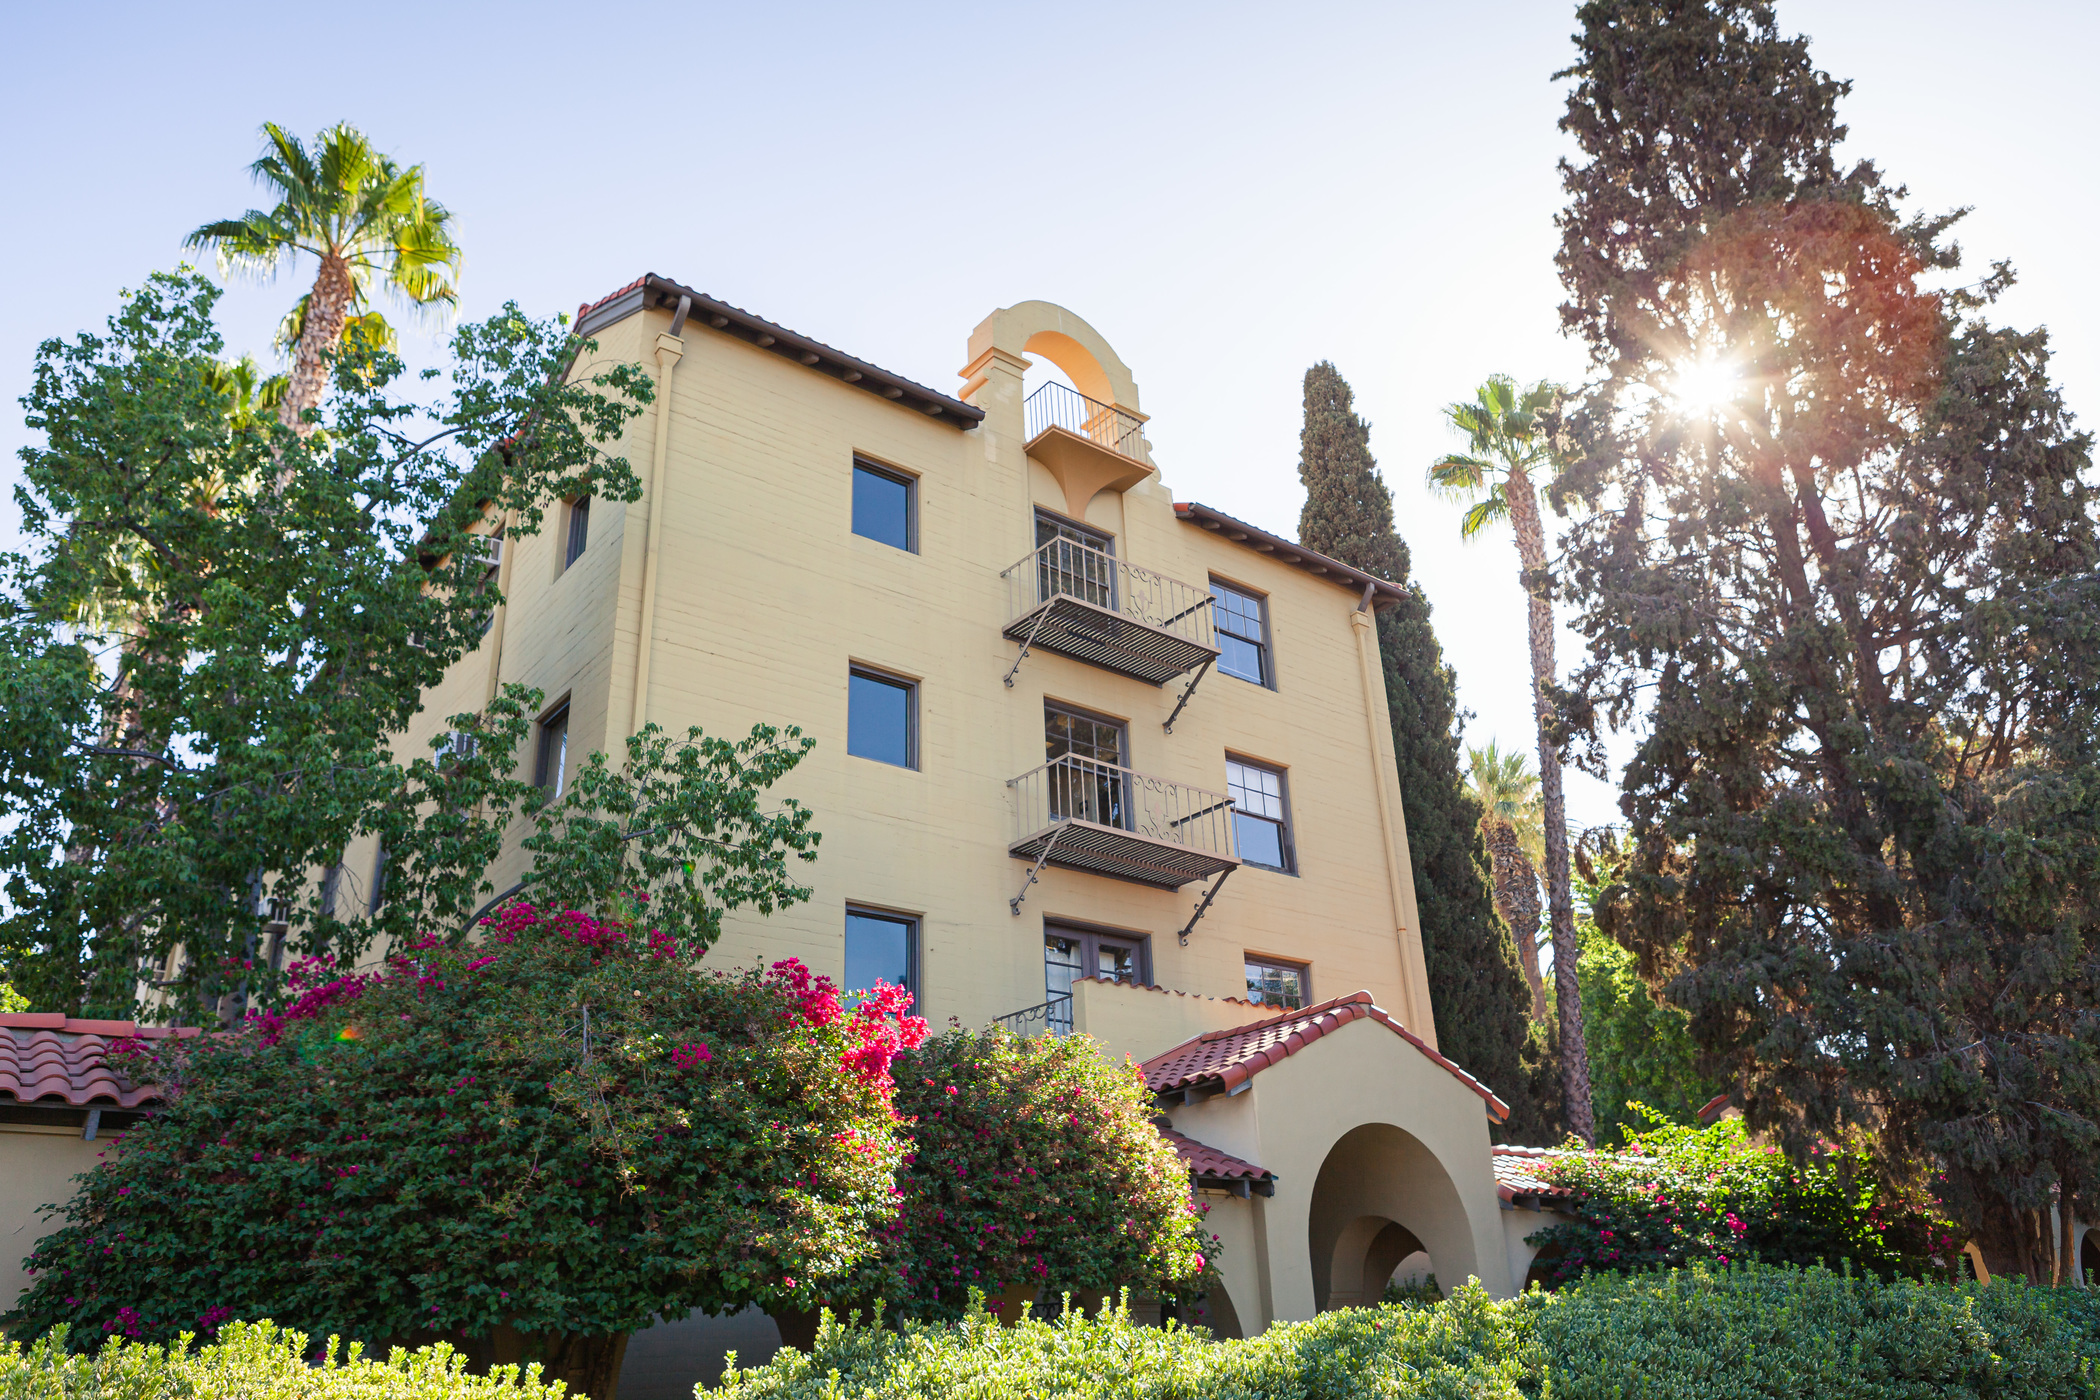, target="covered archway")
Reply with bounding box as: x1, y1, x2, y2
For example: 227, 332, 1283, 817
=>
1308, 1122, 1479, 1311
